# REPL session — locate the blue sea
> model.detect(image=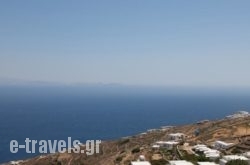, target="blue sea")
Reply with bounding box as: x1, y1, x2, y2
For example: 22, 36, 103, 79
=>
0, 85, 250, 163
